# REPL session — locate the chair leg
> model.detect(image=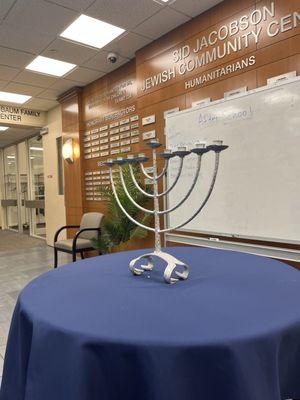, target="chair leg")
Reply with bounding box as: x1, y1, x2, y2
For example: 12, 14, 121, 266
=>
80, 251, 85, 259
72, 250, 76, 262
54, 248, 58, 269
